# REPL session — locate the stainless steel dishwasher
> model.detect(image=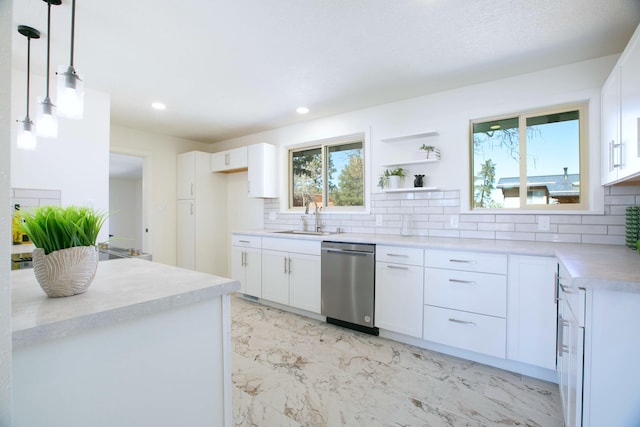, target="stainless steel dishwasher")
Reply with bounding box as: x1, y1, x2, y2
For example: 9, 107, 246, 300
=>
321, 241, 378, 335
